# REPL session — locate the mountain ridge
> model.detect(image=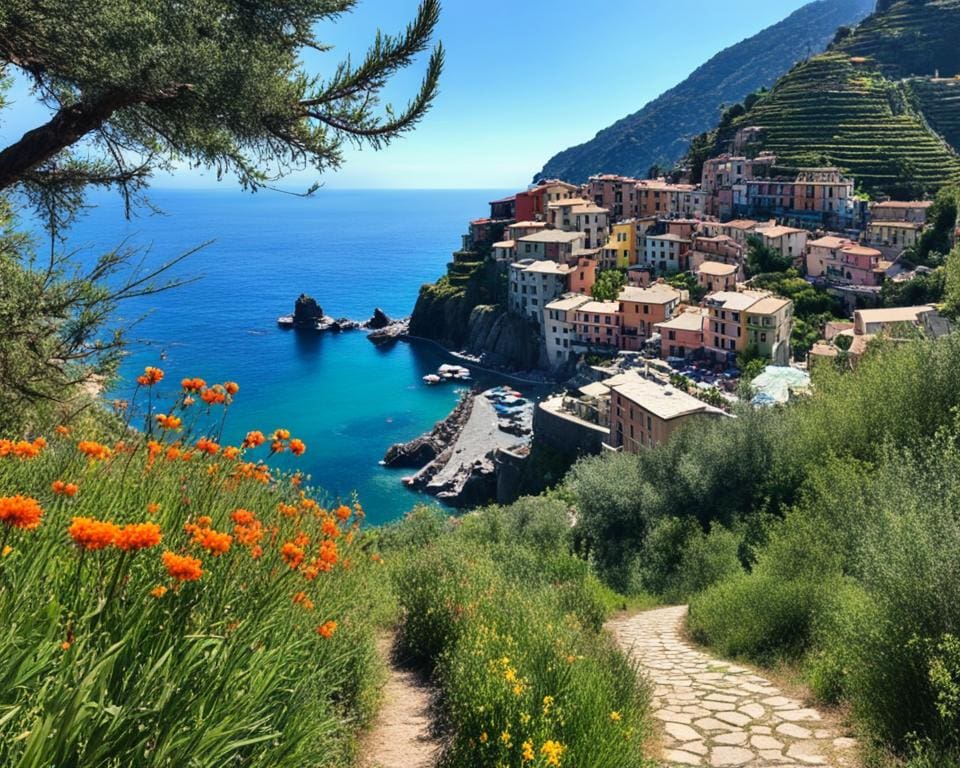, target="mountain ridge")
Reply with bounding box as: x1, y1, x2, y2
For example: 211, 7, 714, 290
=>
534, 0, 876, 184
